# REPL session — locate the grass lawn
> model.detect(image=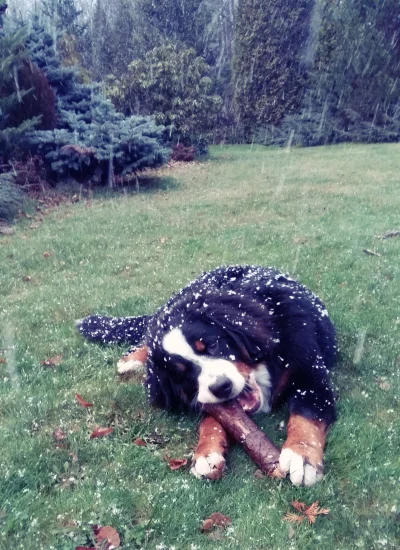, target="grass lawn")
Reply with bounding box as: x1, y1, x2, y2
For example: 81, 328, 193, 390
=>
0, 143, 399, 550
